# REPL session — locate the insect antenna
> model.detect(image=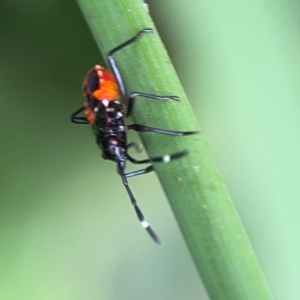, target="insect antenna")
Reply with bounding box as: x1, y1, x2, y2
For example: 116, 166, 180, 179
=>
117, 161, 161, 245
